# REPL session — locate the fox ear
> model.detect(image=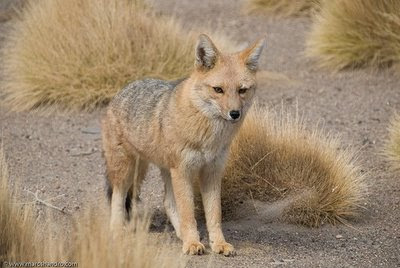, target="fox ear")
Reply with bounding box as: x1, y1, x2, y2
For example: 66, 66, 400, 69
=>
195, 34, 219, 71
240, 37, 266, 72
